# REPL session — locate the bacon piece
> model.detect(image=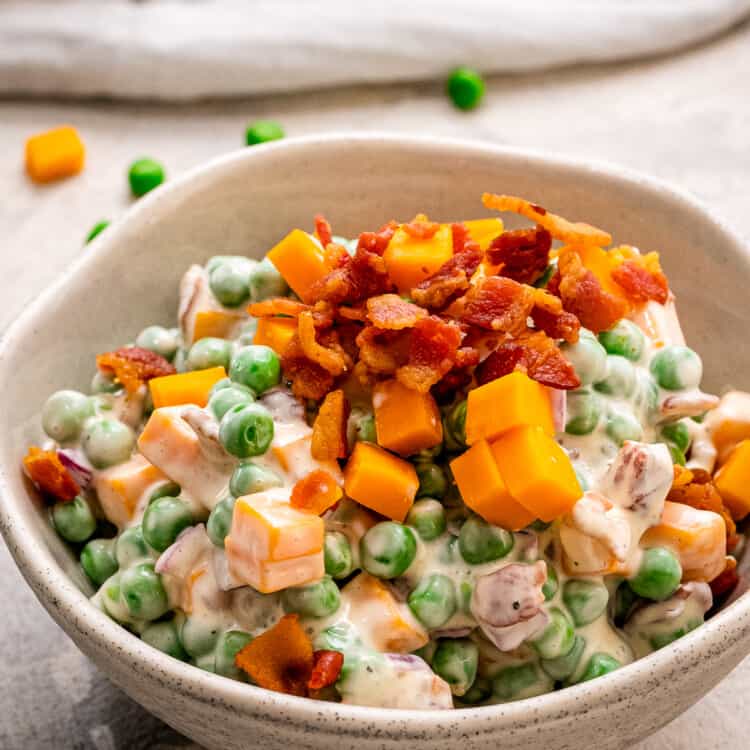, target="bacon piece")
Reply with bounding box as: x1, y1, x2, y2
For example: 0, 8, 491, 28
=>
356, 326, 409, 375
557, 249, 627, 333
23, 446, 80, 502
431, 346, 480, 403
366, 294, 427, 330
312, 389, 350, 460
461, 276, 535, 334
96, 346, 175, 393
234, 614, 314, 696
397, 316, 462, 393
314, 214, 333, 248
531, 288, 580, 343
323, 243, 351, 272
487, 226, 552, 285
451, 222, 481, 254
669, 465, 736, 541
290, 470, 343, 515
612, 259, 669, 305
337, 306, 368, 322
281, 334, 335, 401
402, 214, 440, 240
248, 298, 310, 318
709, 562, 739, 599
357, 221, 398, 256
411, 244, 482, 311
308, 650, 344, 691
475, 331, 581, 390
482, 193, 612, 247
298, 311, 348, 376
